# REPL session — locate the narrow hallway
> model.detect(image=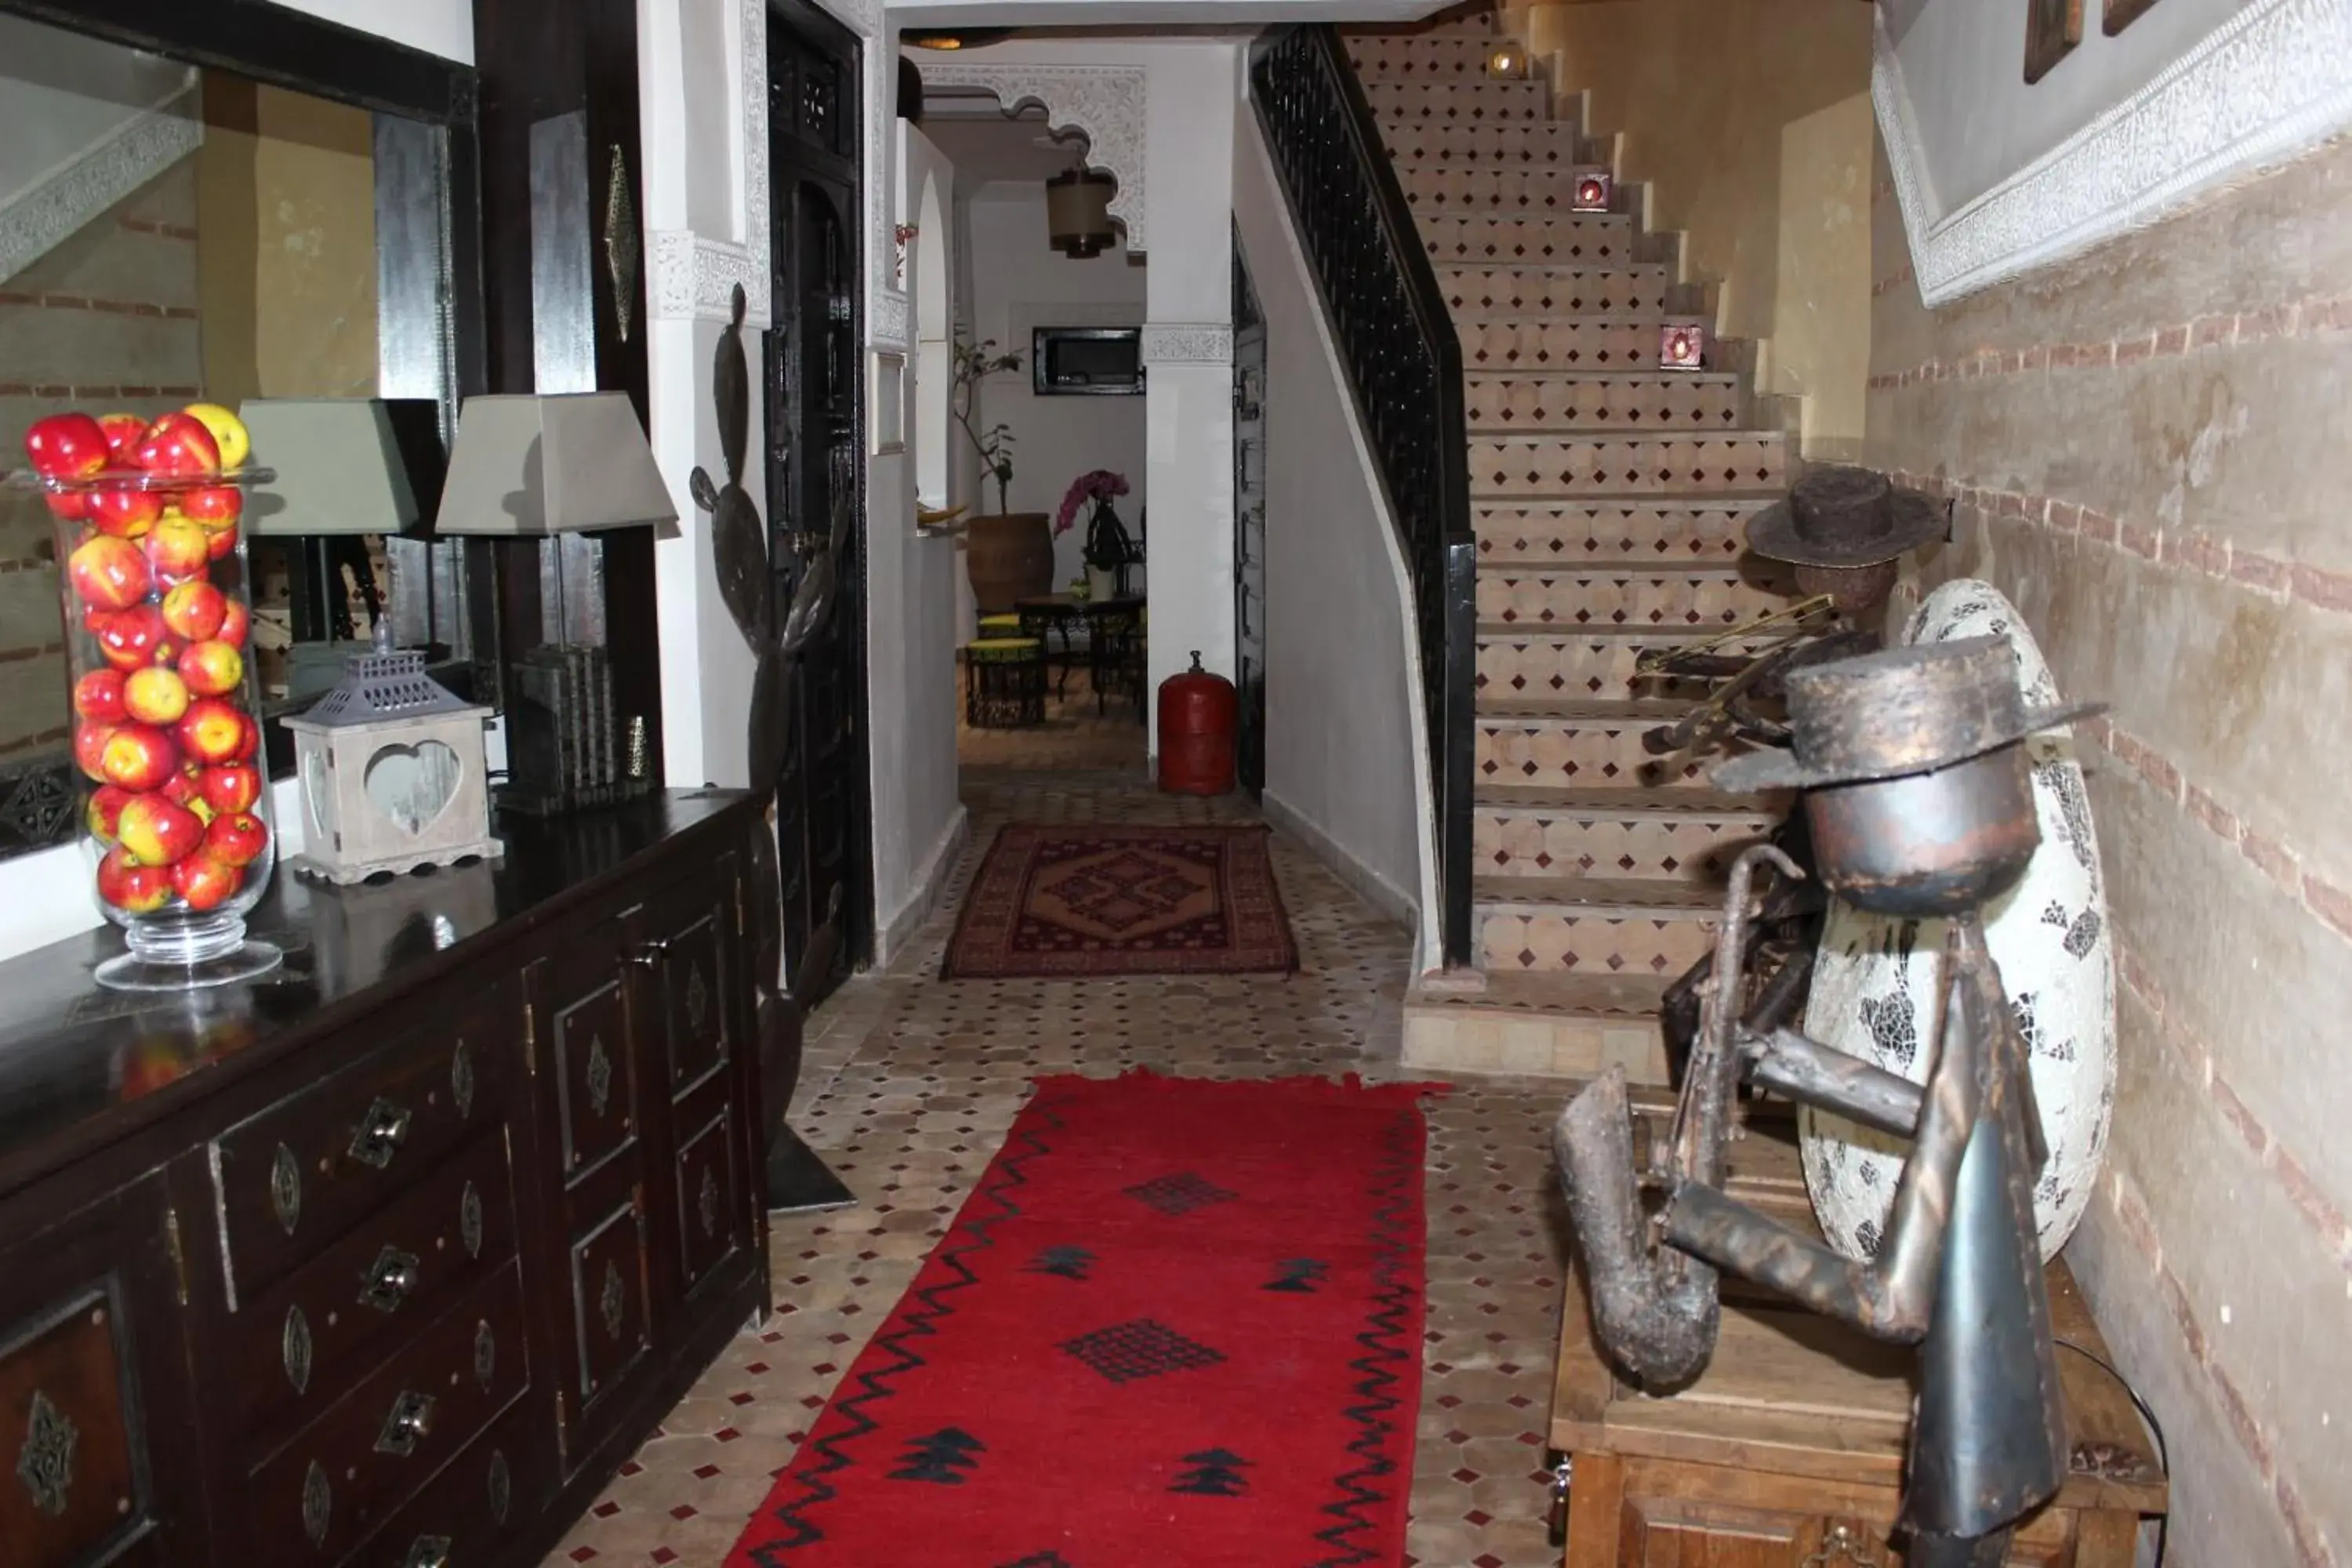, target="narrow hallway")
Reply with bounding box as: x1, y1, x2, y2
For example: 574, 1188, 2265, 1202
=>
550, 767, 1572, 1565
